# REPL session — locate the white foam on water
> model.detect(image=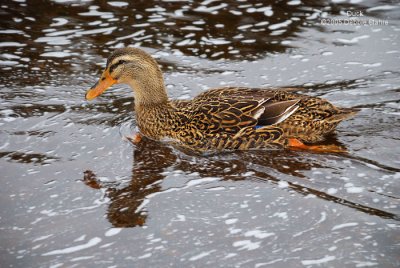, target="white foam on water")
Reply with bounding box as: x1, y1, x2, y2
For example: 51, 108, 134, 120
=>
0, 42, 26, 47
346, 186, 364, 193
244, 230, 274, 239
46, 29, 80, 37
105, 228, 122, 237
0, 29, 25, 34
42, 237, 102, 256
51, 0, 80, 3
186, 177, 219, 187
35, 36, 71, 45
108, 1, 128, 7
174, 214, 186, 222
77, 27, 117, 36
74, 235, 86, 242
0, 60, 19, 66
272, 212, 288, 219
336, 35, 370, 44
255, 21, 269, 27
181, 26, 203, 31
301, 255, 336, 265
367, 5, 399, 12
332, 222, 358, 231
32, 234, 54, 242
238, 24, 253, 30
363, 62, 382, 68
345, 61, 362, 65
138, 253, 152, 259
316, 212, 327, 225
1, 53, 21, 59
233, 240, 261, 251
268, 20, 292, 30
189, 250, 215, 261
0, 142, 9, 150
194, 3, 228, 14
135, 176, 220, 213
176, 39, 196, 46
50, 18, 68, 27
201, 37, 230, 45
246, 6, 273, 16
40, 52, 71, 58
225, 218, 238, 225
145, 6, 166, 12
327, 188, 338, 194
278, 181, 289, 188
79, 6, 113, 19
354, 261, 379, 267
230, 10, 242, 16
116, 30, 145, 40
287, 0, 301, 5
322, 51, 333, 56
